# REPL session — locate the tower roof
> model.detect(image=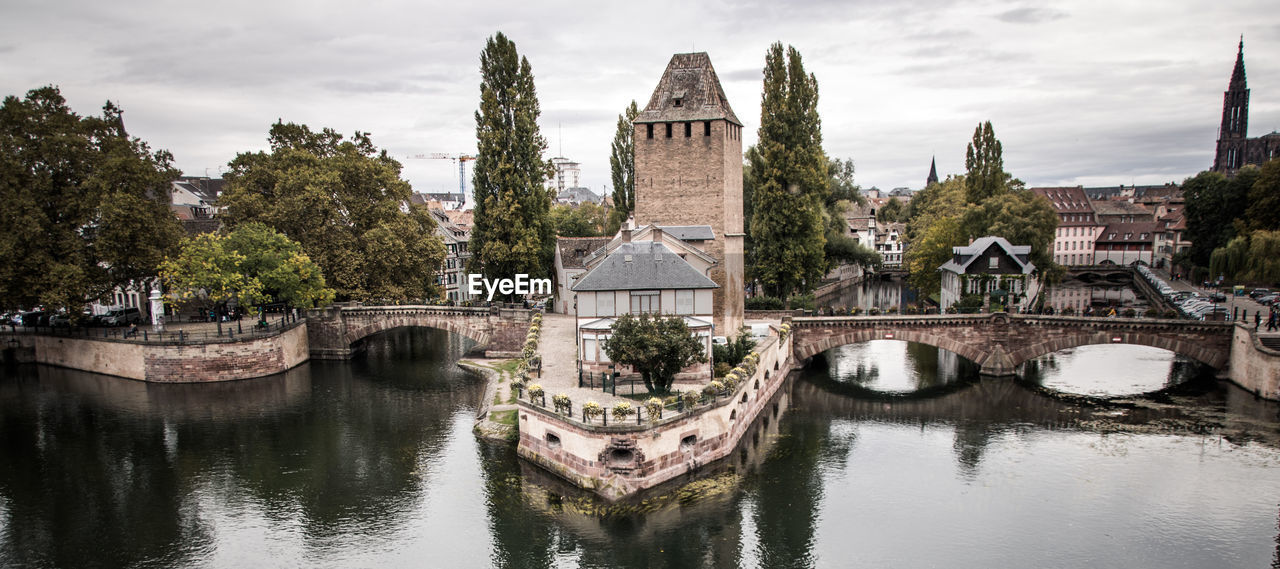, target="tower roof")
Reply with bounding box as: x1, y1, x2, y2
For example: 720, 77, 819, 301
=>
636, 52, 741, 126
1229, 36, 1247, 91
926, 156, 939, 186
